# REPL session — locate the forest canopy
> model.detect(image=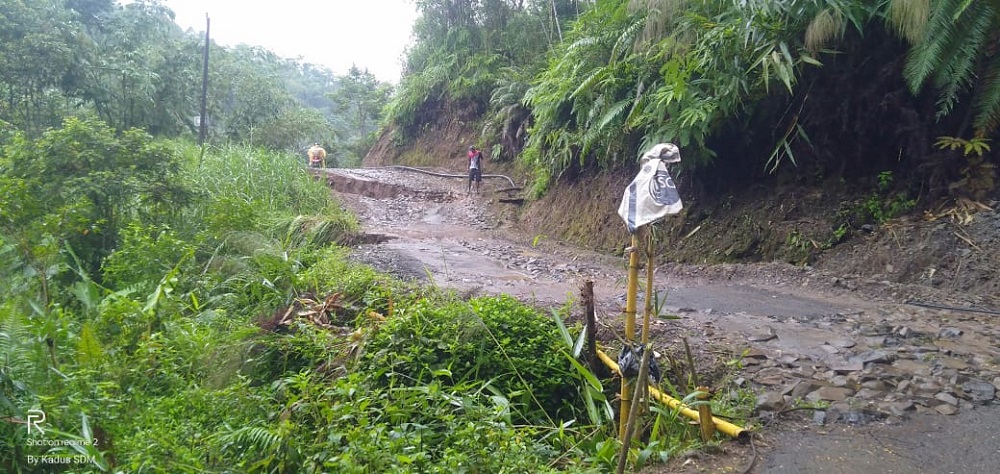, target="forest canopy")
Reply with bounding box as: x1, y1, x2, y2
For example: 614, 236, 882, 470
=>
0, 0, 390, 165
